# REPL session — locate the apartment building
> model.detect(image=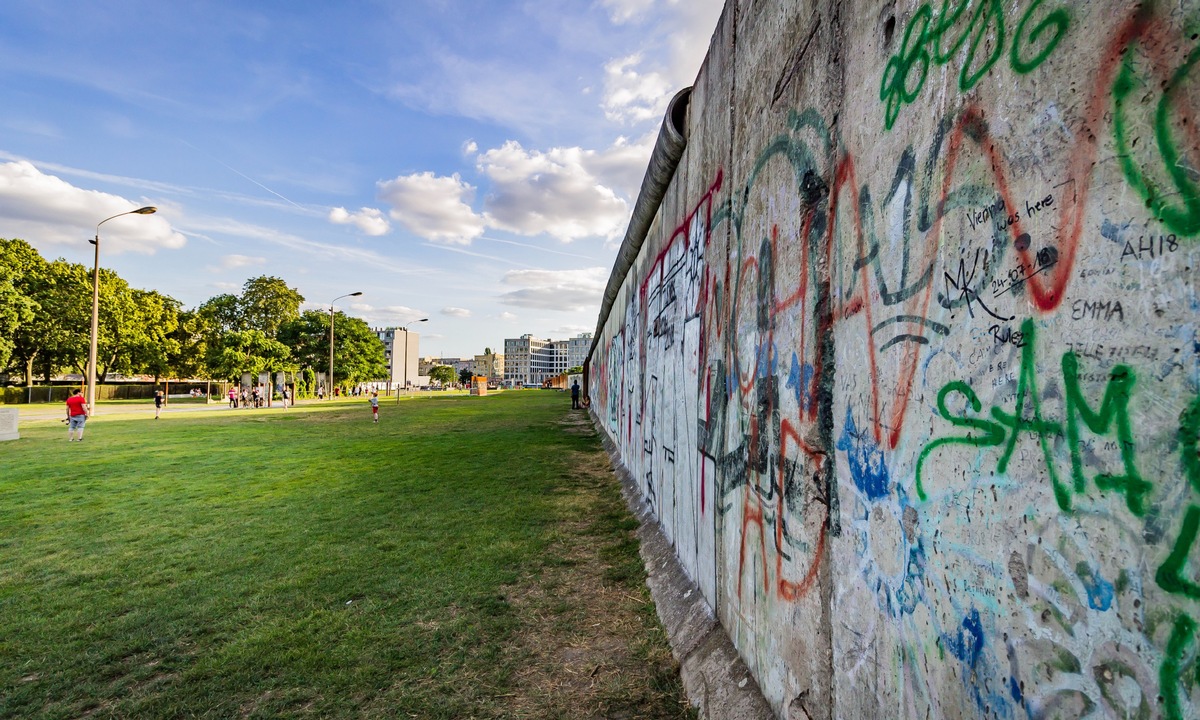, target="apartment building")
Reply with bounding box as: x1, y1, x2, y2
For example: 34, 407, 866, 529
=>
503, 332, 592, 386
374, 327, 421, 387
472, 352, 505, 381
